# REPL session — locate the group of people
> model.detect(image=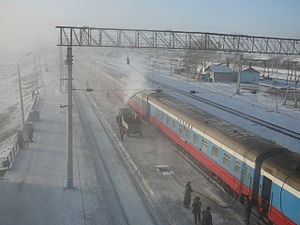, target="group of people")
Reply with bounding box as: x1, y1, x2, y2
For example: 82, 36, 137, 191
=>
184, 182, 253, 224
184, 182, 213, 225
117, 112, 141, 141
